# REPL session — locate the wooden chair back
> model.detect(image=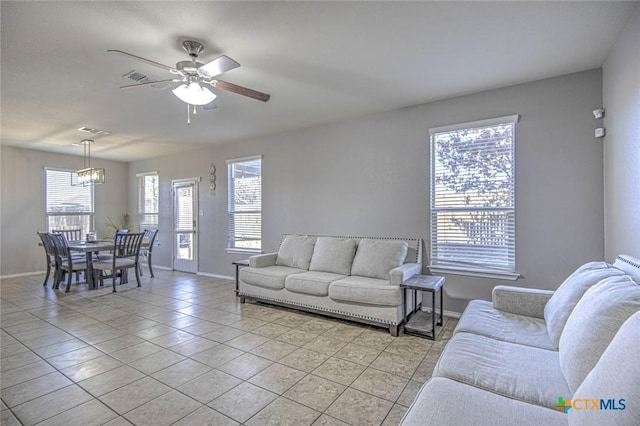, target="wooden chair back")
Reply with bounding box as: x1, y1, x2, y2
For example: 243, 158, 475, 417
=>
51, 228, 82, 241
